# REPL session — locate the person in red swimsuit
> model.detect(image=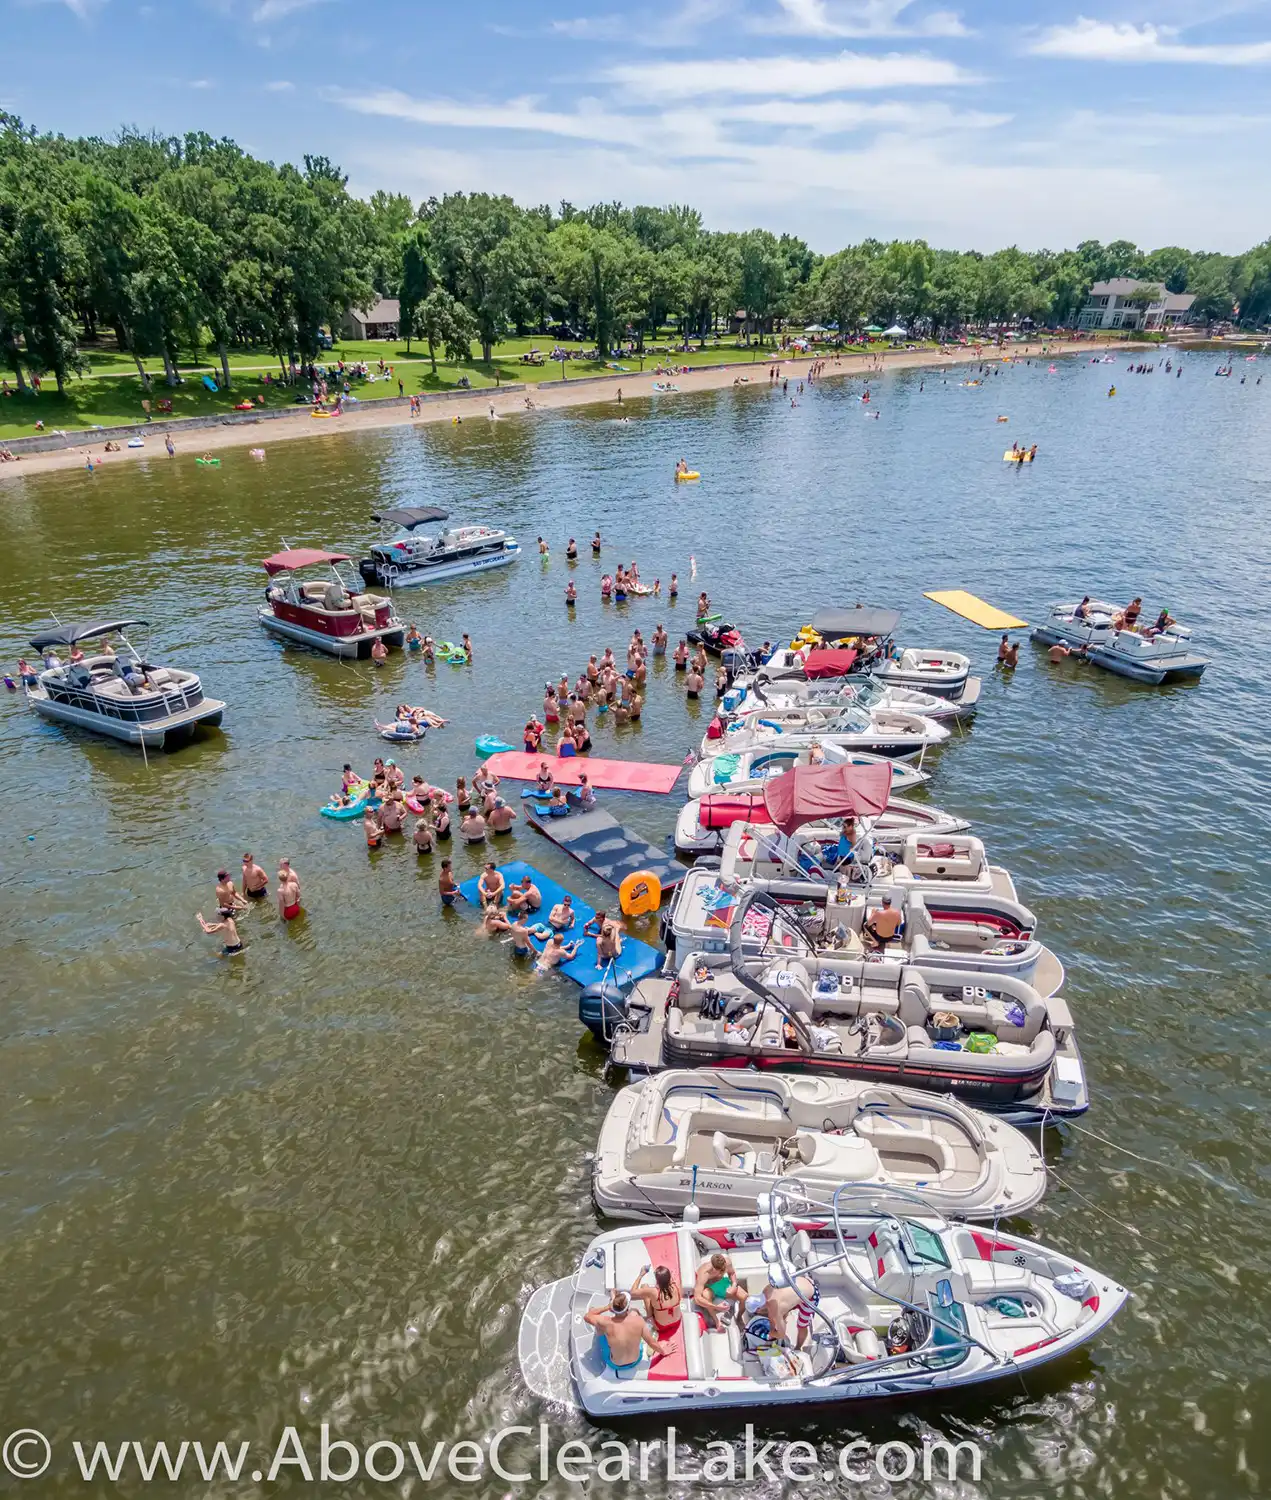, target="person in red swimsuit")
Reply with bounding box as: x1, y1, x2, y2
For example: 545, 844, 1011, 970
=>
277, 867, 302, 921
